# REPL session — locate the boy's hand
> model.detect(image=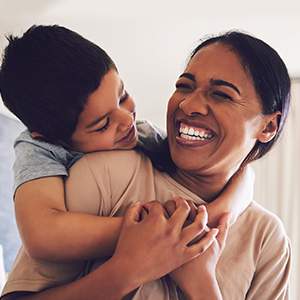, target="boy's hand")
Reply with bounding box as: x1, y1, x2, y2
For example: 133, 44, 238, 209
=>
164, 197, 198, 227
169, 211, 231, 299
163, 197, 210, 245
114, 198, 218, 287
